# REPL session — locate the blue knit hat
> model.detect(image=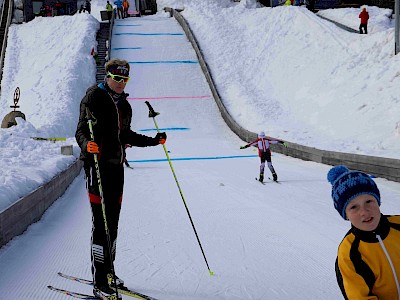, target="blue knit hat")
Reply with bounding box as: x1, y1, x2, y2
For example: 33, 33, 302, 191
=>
327, 165, 380, 219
